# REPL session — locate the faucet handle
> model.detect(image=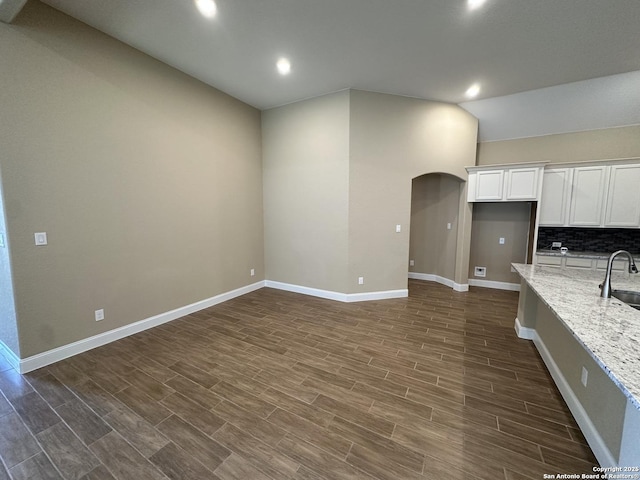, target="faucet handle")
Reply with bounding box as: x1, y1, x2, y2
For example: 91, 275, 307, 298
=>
631, 263, 639, 274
